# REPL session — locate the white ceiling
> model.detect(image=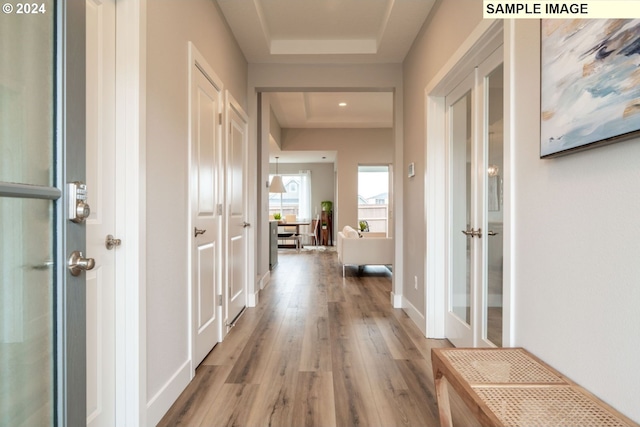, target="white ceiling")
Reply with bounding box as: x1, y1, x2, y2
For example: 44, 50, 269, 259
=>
216, 0, 436, 64
269, 91, 393, 129
216, 0, 436, 163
